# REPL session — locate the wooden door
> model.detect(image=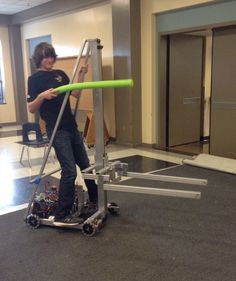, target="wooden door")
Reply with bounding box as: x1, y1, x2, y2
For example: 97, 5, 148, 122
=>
210, 26, 236, 159
168, 34, 203, 147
